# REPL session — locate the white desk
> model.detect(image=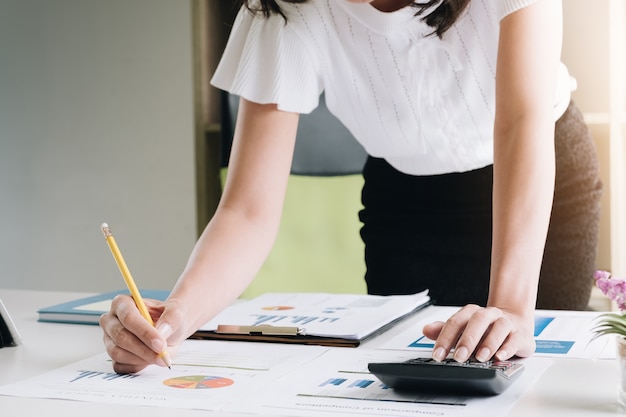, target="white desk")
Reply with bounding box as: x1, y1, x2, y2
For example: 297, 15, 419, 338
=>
0, 289, 622, 416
